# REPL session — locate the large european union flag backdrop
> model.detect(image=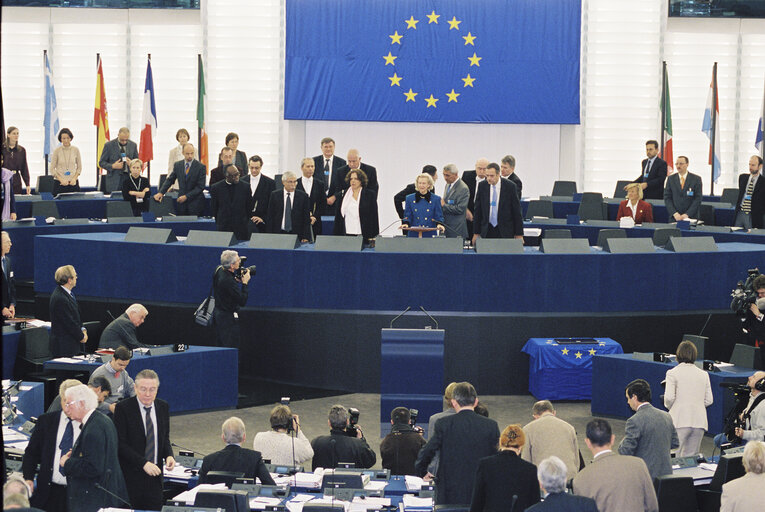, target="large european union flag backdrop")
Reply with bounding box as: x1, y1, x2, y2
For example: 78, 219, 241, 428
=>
285, 0, 581, 124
